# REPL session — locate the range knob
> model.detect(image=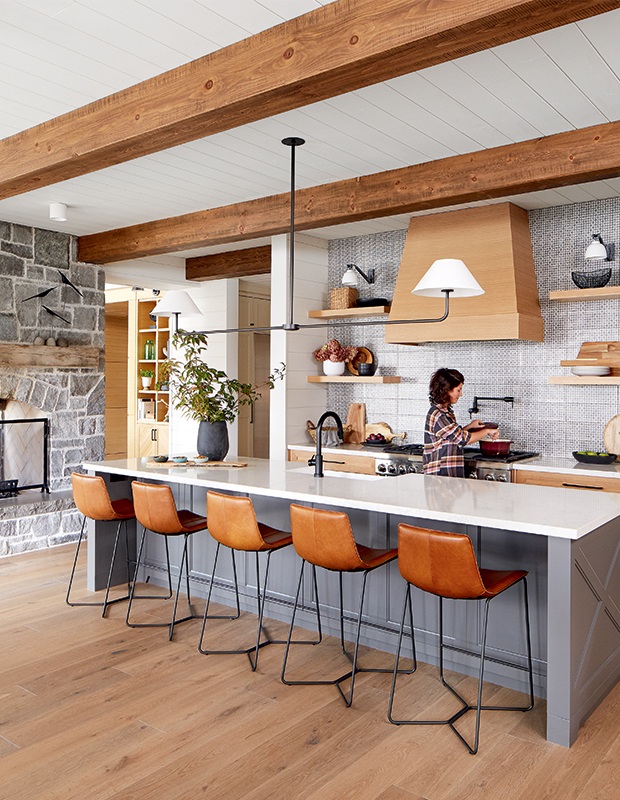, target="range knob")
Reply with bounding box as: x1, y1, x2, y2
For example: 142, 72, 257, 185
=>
469, 472, 478, 479
485, 474, 496, 481
399, 464, 408, 475
407, 464, 418, 474
387, 463, 398, 475
497, 475, 507, 482
377, 462, 387, 474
